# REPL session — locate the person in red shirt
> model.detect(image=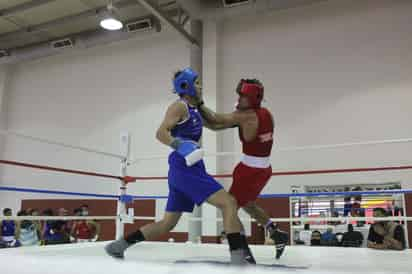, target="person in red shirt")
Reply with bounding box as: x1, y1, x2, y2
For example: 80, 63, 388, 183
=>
71, 206, 99, 243
196, 79, 288, 260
